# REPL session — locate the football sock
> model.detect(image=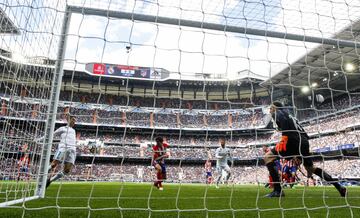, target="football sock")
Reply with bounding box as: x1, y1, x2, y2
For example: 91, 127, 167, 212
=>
314, 168, 341, 189
157, 171, 163, 187
50, 171, 64, 182
266, 162, 281, 192
216, 175, 221, 185
226, 172, 231, 183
